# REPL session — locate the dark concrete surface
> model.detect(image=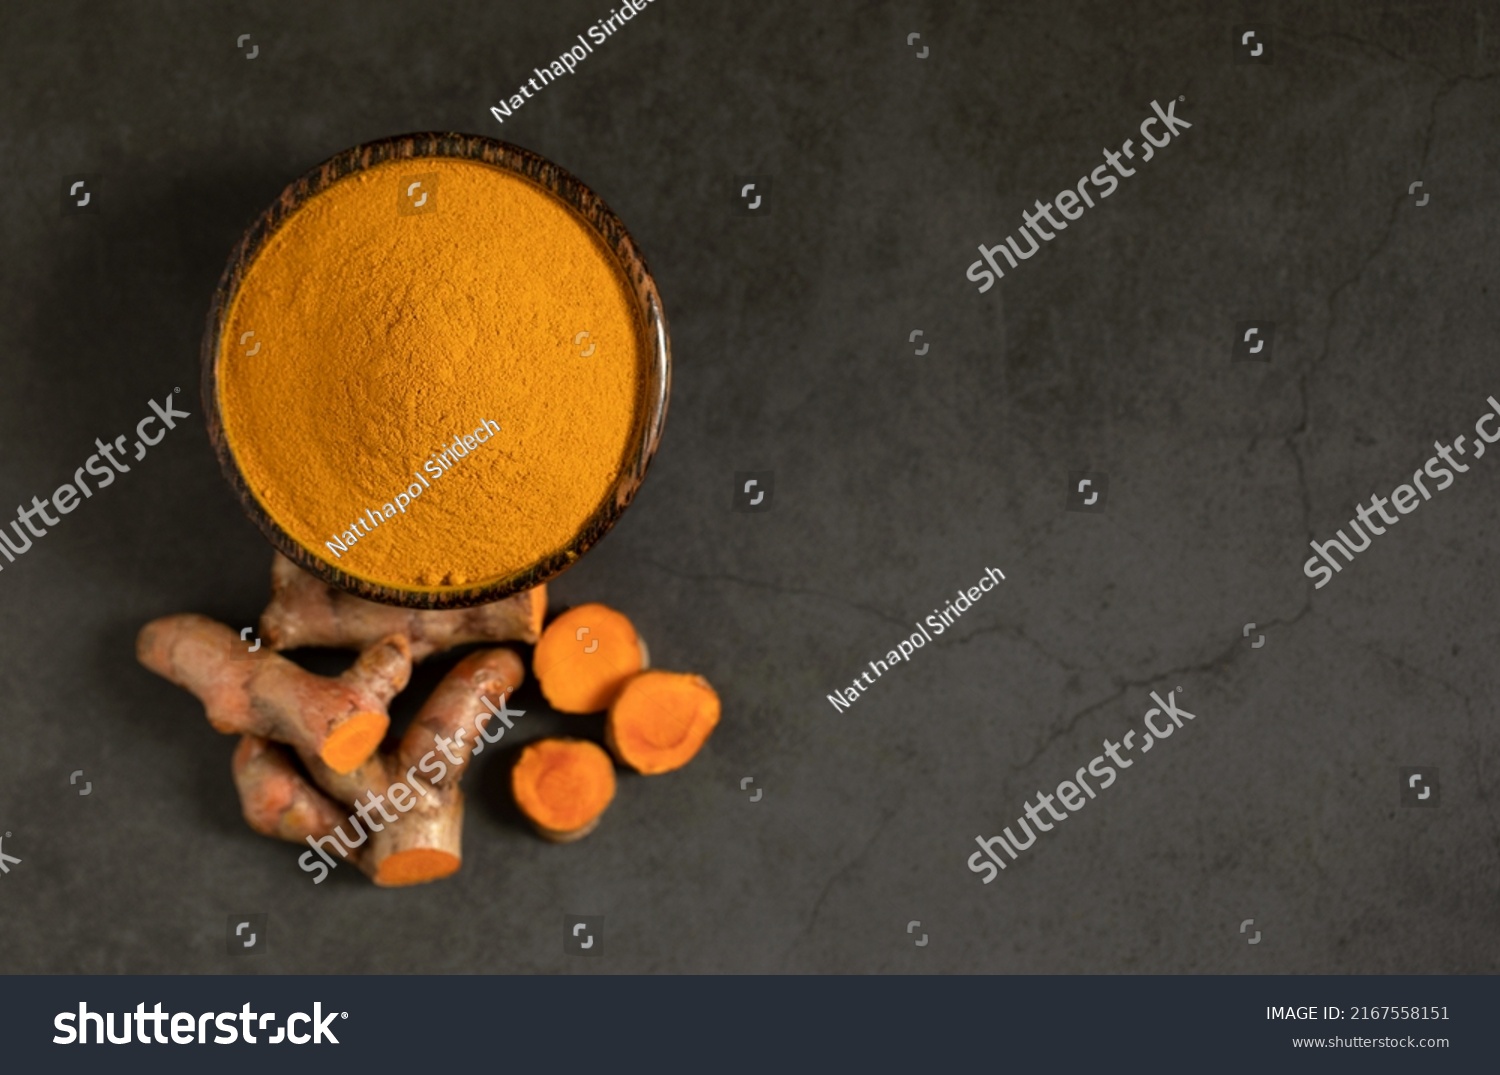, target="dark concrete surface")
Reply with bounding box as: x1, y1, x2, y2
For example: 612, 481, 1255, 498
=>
0, 0, 1497, 974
